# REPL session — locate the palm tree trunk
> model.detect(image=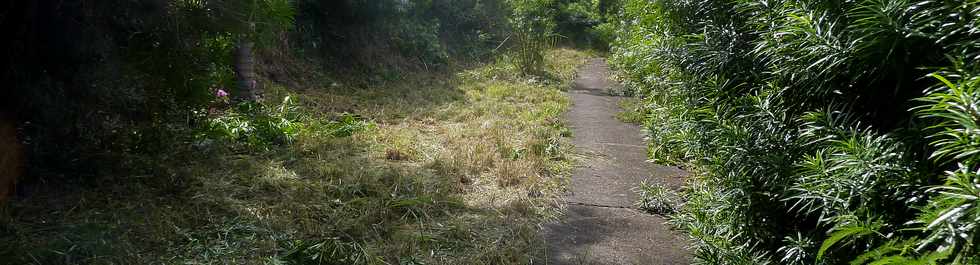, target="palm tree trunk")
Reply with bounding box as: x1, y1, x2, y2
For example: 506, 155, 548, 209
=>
233, 39, 260, 102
